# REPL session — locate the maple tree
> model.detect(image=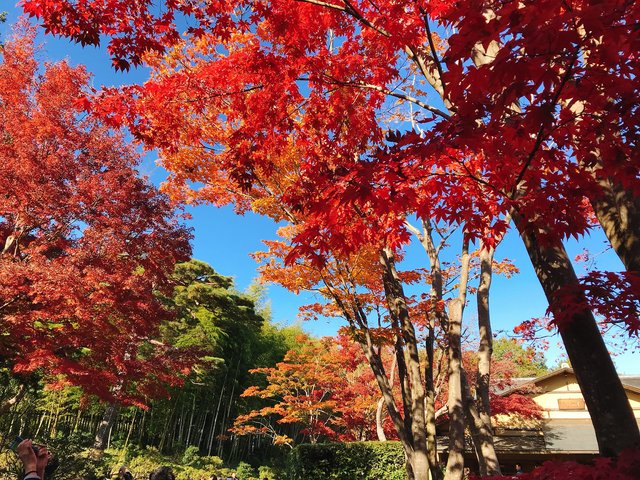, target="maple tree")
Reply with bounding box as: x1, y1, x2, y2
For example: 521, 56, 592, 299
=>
460, 349, 543, 422
254, 222, 525, 478
233, 334, 391, 446
235, 332, 541, 453
0, 26, 192, 406
19, 0, 640, 467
